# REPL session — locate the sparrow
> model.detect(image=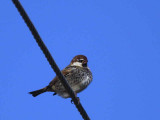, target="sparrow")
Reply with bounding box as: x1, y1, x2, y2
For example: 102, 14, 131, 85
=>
29, 55, 93, 98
